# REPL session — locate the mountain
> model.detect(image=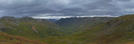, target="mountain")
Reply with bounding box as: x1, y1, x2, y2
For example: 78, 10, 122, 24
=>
2, 15, 134, 44
72, 14, 134, 44
0, 16, 65, 40
55, 17, 114, 33
47, 19, 58, 22
43, 14, 134, 44
0, 32, 47, 44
